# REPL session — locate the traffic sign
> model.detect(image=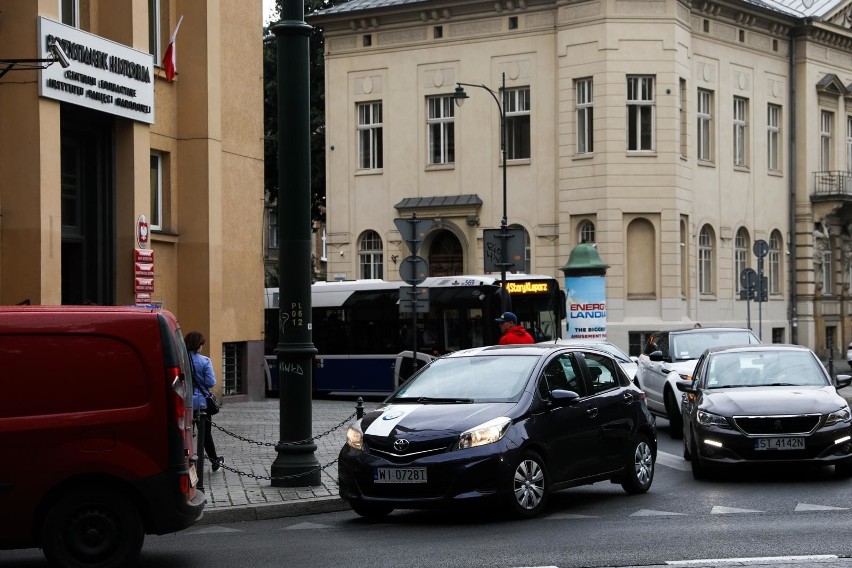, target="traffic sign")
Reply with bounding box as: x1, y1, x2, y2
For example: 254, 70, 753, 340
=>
753, 239, 769, 258
394, 217, 434, 255
740, 268, 757, 290
399, 255, 428, 286
399, 287, 429, 313
483, 228, 525, 273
